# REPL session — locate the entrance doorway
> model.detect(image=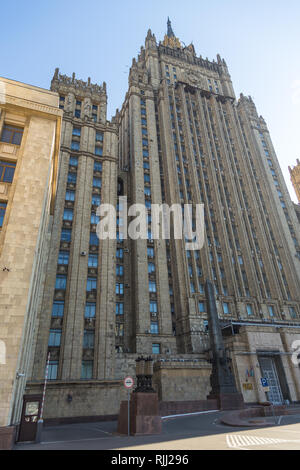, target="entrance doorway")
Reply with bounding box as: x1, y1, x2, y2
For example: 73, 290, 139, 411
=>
259, 356, 283, 405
